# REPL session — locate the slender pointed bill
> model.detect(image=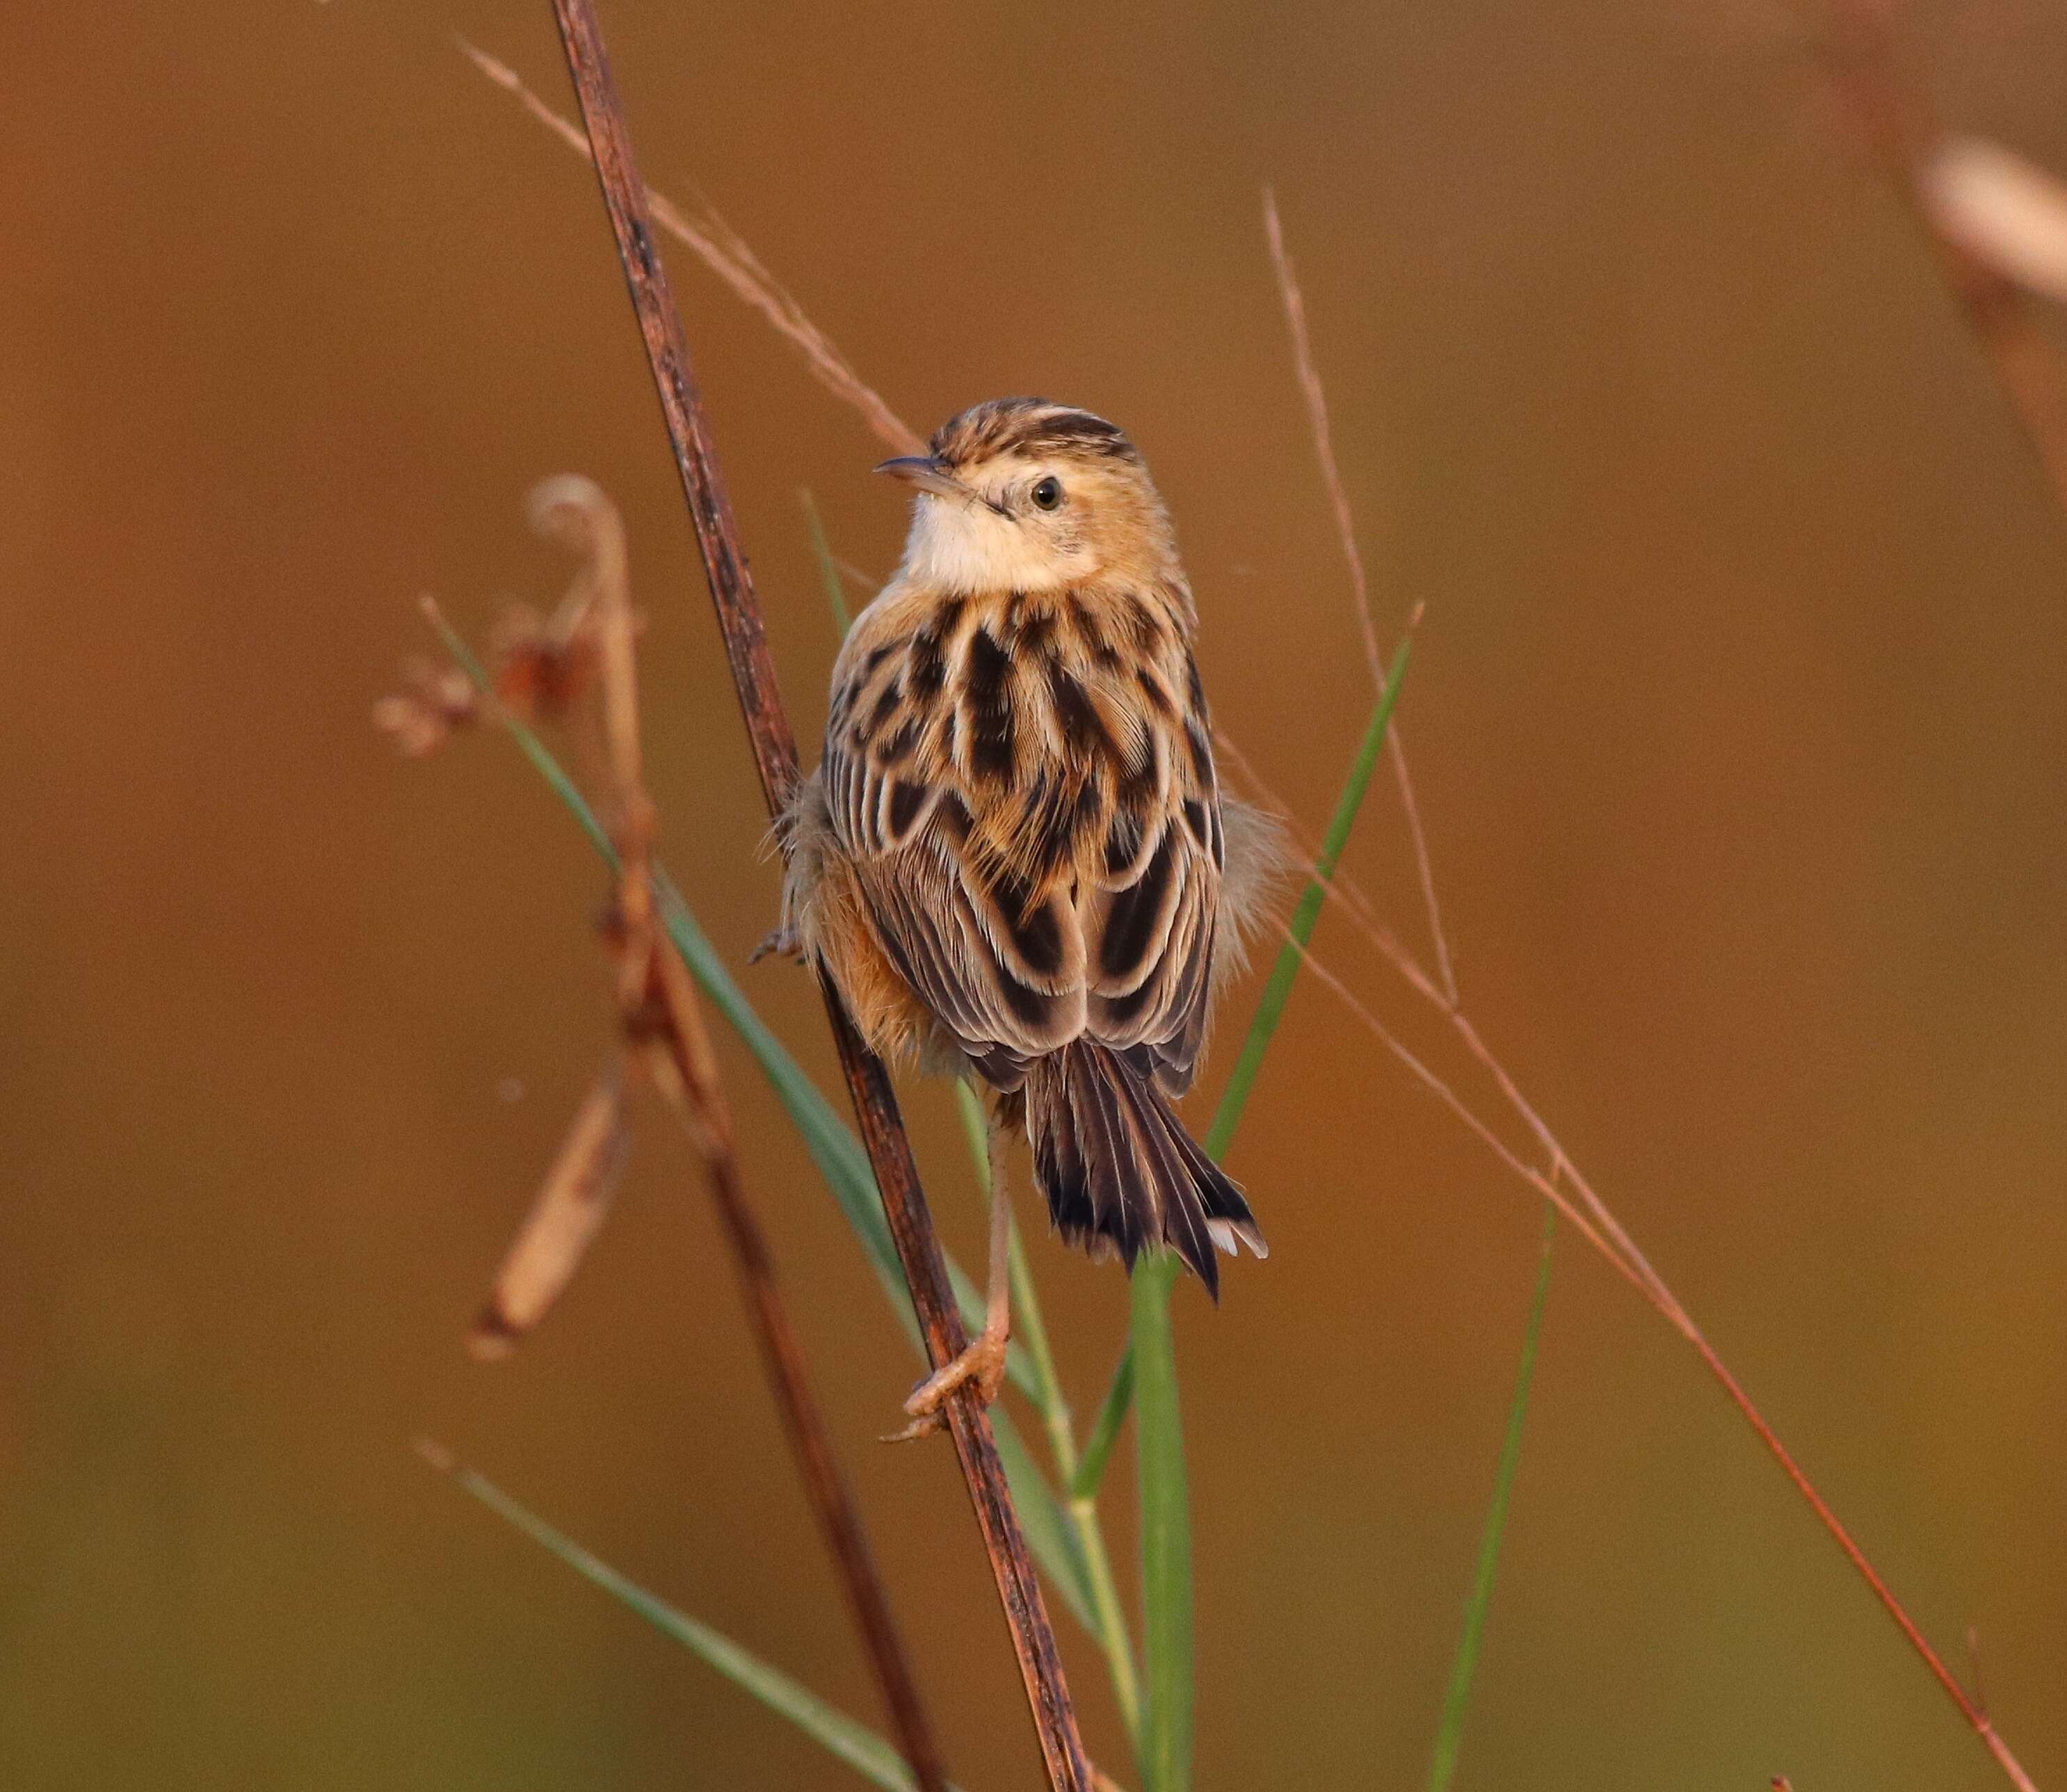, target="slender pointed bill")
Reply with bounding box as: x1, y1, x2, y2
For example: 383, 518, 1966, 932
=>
874, 453, 1010, 516
874, 455, 970, 501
